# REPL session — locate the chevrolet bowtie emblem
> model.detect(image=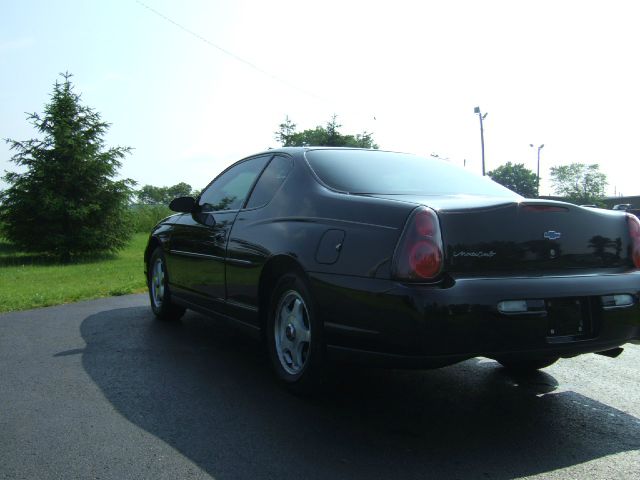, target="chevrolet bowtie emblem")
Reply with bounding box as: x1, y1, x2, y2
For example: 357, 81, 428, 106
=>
543, 230, 561, 240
